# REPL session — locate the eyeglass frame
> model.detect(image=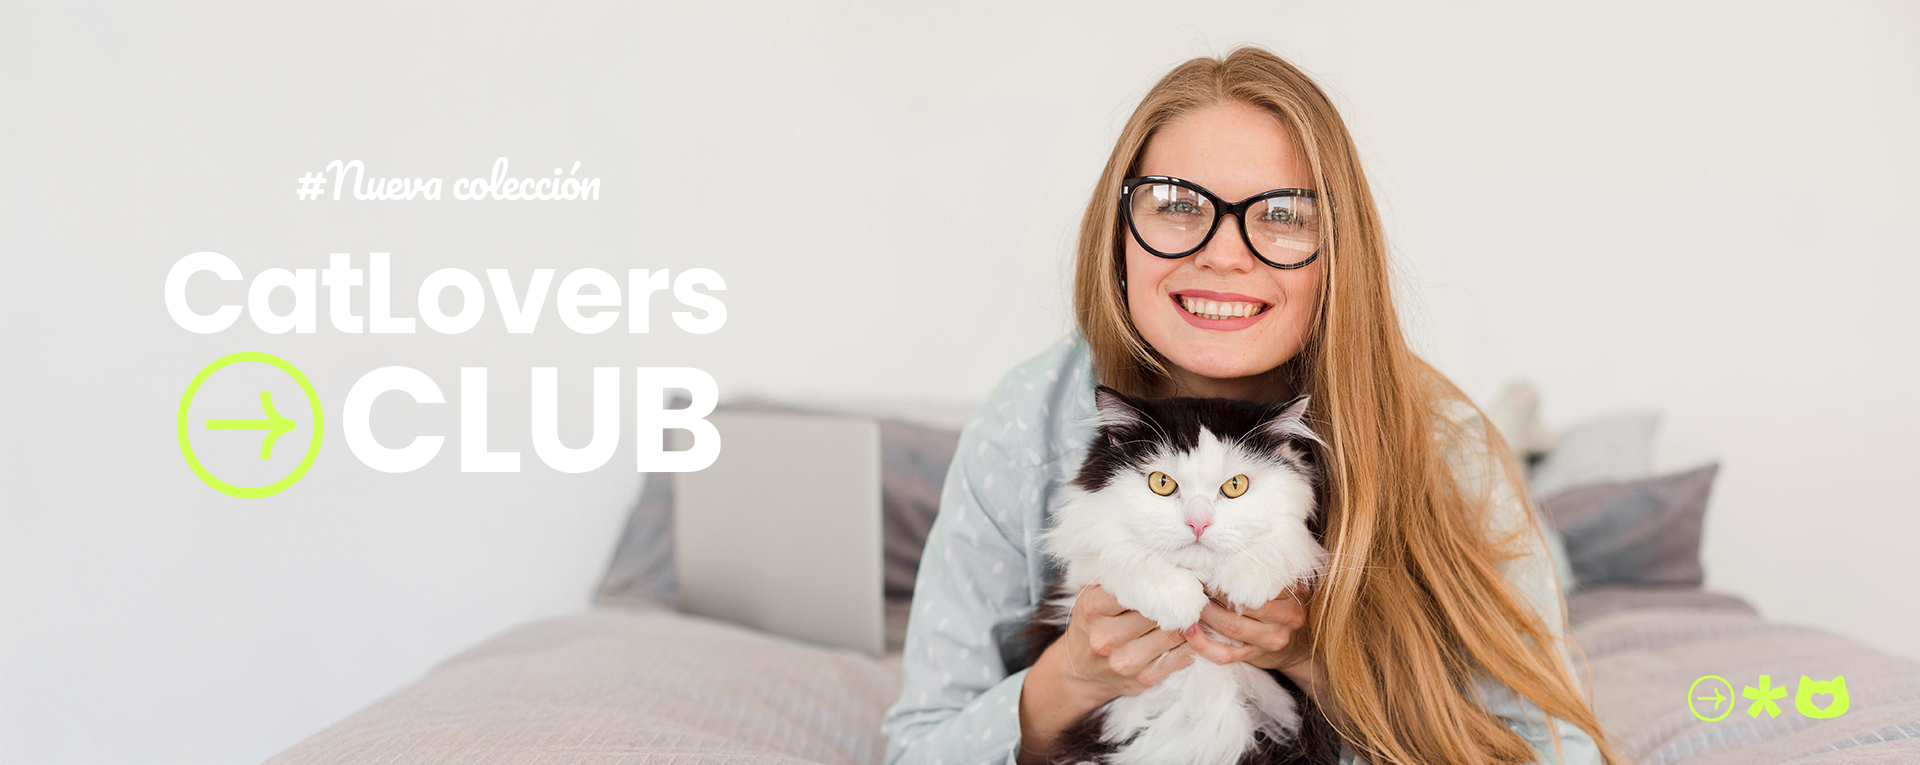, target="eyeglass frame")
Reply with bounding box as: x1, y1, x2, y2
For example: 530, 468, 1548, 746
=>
1119, 175, 1323, 270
